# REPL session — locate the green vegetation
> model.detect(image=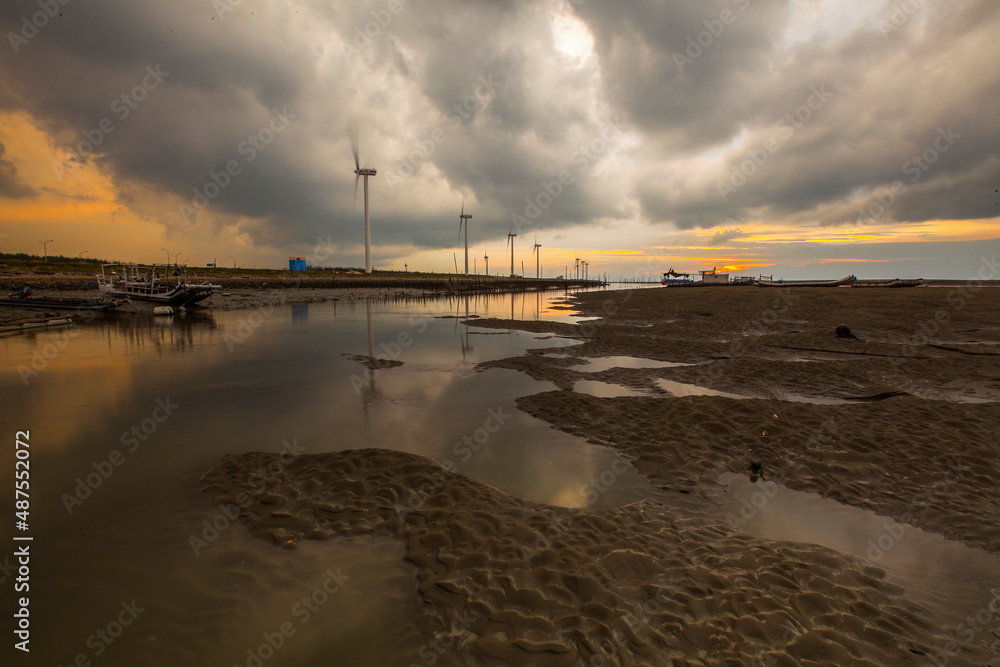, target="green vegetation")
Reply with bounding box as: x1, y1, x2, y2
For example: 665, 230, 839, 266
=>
0, 253, 556, 282
0, 252, 111, 274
